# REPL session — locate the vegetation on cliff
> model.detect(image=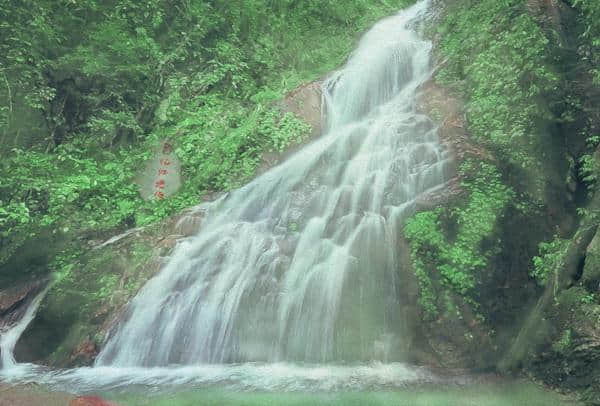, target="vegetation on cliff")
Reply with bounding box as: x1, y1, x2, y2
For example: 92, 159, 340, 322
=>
0, 0, 416, 282
1, 0, 419, 367
1, 0, 598, 403
406, 0, 599, 402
